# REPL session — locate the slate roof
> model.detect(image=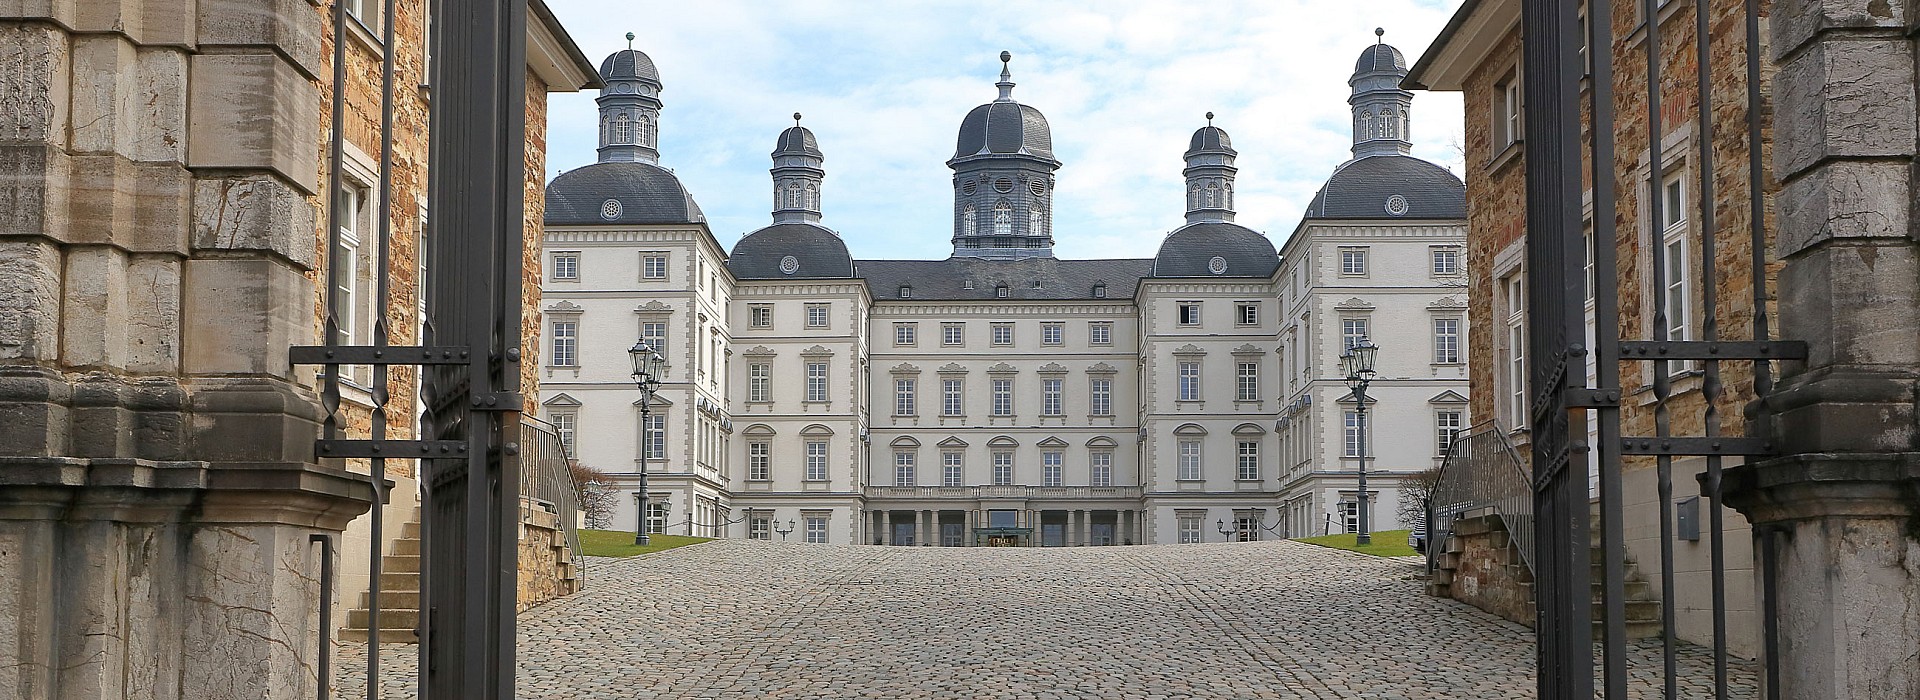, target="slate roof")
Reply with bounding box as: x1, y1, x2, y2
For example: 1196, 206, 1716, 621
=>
729, 223, 852, 279
599, 49, 660, 84
1151, 222, 1280, 278
545, 162, 704, 226
1355, 44, 1408, 74
1303, 155, 1466, 220
773, 126, 822, 158
1186, 126, 1235, 157
953, 102, 1055, 161
856, 257, 1154, 301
